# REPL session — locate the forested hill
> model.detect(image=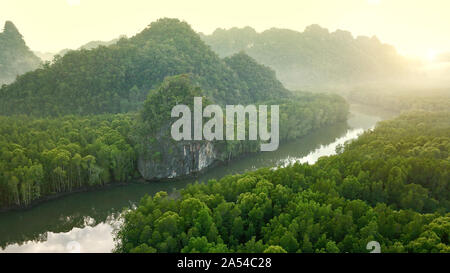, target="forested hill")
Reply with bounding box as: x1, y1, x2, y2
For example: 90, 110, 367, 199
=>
0, 18, 350, 211
0, 18, 290, 117
201, 25, 409, 89
224, 52, 290, 102
0, 76, 348, 210
0, 21, 41, 86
